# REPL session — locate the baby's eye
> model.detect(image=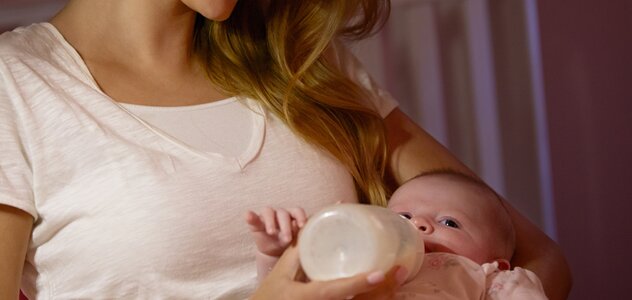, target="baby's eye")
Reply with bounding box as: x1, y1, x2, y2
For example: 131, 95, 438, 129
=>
398, 212, 413, 220
439, 218, 460, 228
